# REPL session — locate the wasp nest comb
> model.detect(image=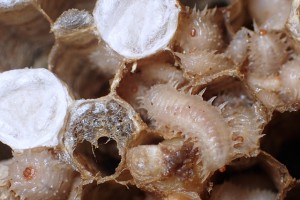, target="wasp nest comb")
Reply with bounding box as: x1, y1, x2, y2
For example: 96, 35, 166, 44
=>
1, 0, 300, 199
